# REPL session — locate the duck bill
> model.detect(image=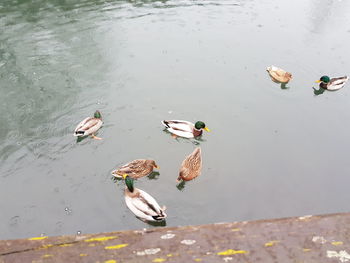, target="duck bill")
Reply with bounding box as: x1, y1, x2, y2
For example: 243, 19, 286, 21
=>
122, 174, 128, 180
204, 127, 211, 132
155, 165, 160, 169
315, 80, 321, 83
